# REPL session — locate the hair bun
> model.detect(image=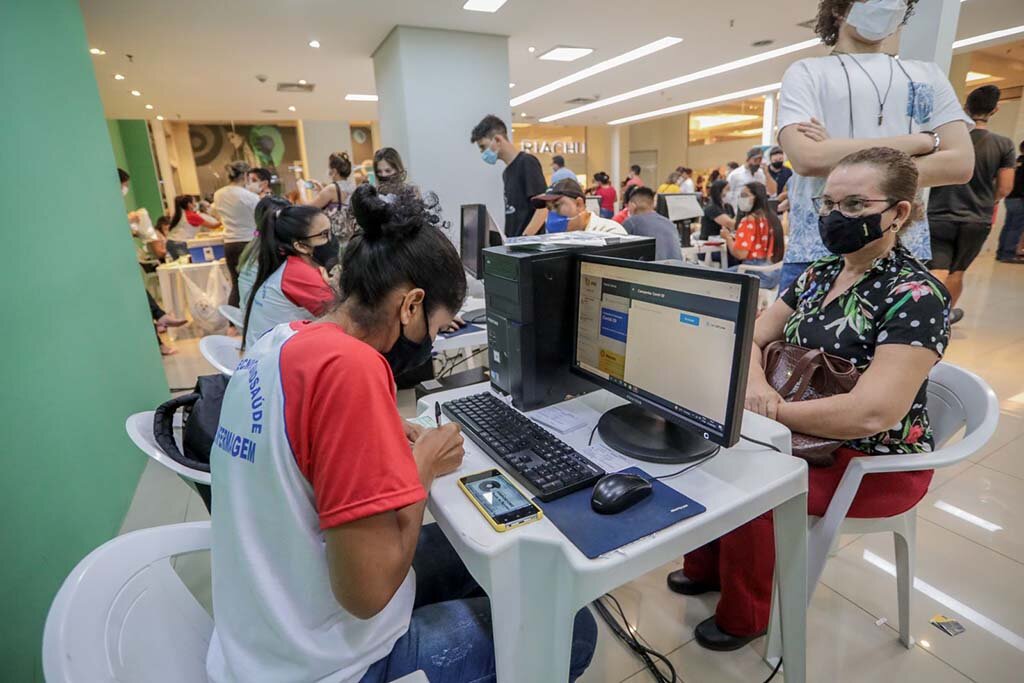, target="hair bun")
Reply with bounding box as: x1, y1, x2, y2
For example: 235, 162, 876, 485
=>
351, 184, 423, 242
